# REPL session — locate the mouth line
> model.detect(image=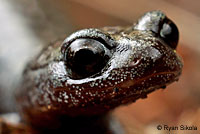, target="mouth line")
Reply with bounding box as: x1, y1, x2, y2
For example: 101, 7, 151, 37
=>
120, 71, 180, 88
